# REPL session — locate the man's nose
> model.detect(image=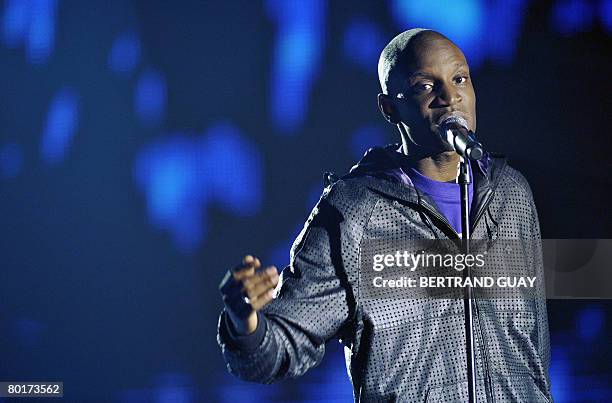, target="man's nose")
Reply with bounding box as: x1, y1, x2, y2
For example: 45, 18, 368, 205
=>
437, 82, 462, 106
